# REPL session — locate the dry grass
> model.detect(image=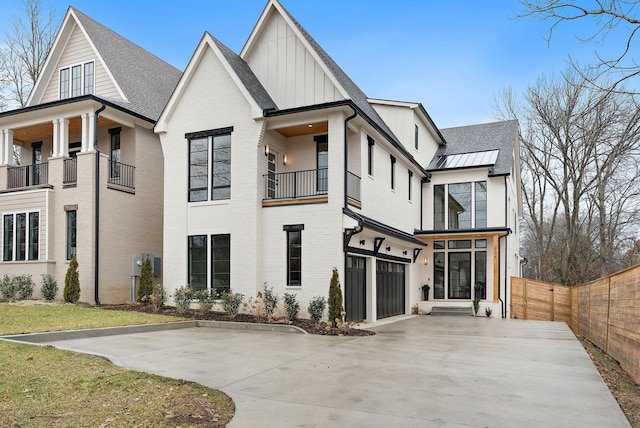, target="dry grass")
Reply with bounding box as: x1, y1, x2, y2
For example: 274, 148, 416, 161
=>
580, 337, 640, 427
